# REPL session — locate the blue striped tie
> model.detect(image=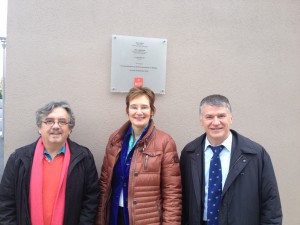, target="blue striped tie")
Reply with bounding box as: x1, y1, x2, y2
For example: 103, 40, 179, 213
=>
207, 145, 223, 225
